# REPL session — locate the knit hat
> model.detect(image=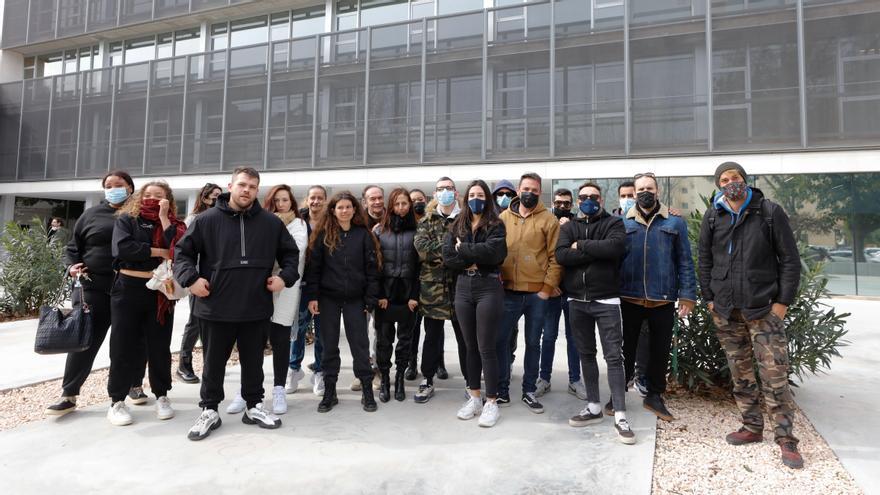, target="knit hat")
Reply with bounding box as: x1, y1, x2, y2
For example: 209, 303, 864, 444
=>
492, 179, 516, 194
714, 161, 748, 187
